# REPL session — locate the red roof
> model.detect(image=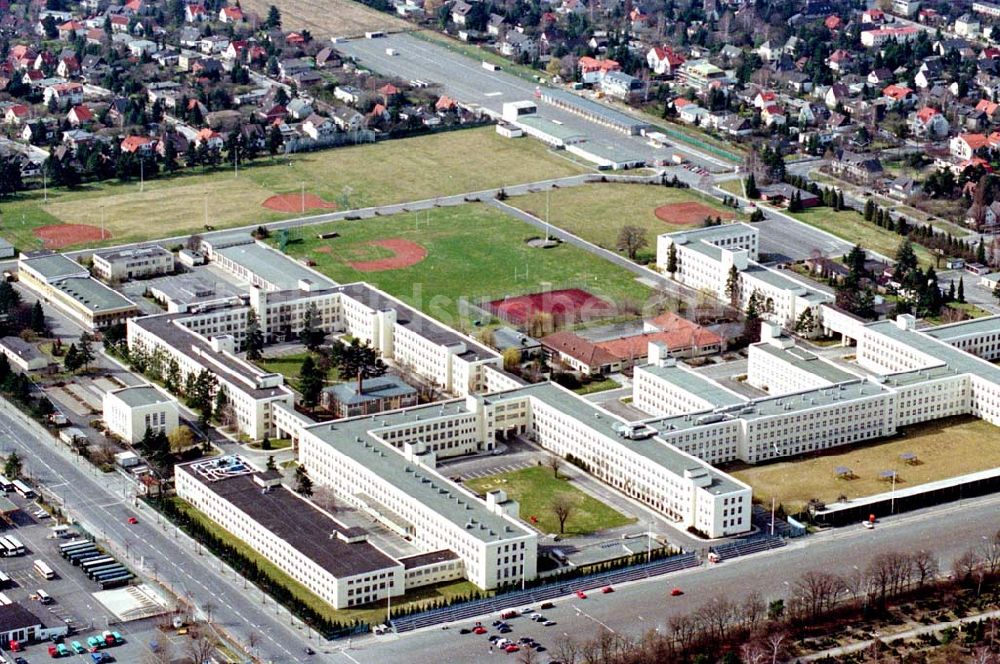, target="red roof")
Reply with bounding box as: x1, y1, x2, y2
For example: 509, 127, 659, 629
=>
650, 46, 684, 66
125, 0, 142, 11
976, 99, 1000, 115
435, 95, 457, 111
110, 15, 128, 25
828, 49, 851, 62
959, 157, 992, 172
882, 84, 914, 100
824, 15, 843, 30
6, 104, 28, 117
378, 83, 400, 96
673, 97, 692, 108
221, 6, 243, 19
597, 326, 723, 361
578, 56, 621, 72
757, 91, 777, 102
541, 332, 618, 368
58, 20, 81, 32
916, 106, 939, 123
121, 135, 154, 152
69, 105, 92, 122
